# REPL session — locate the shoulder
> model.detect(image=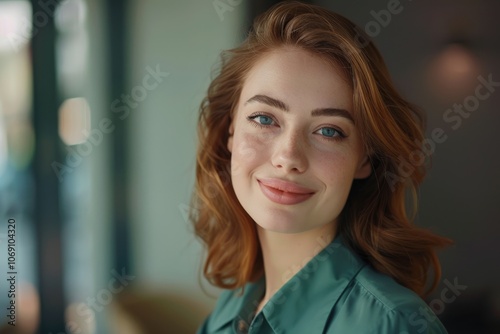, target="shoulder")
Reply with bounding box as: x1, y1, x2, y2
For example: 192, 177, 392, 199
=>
354, 264, 426, 312
202, 289, 240, 331
196, 274, 268, 333
327, 265, 448, 333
